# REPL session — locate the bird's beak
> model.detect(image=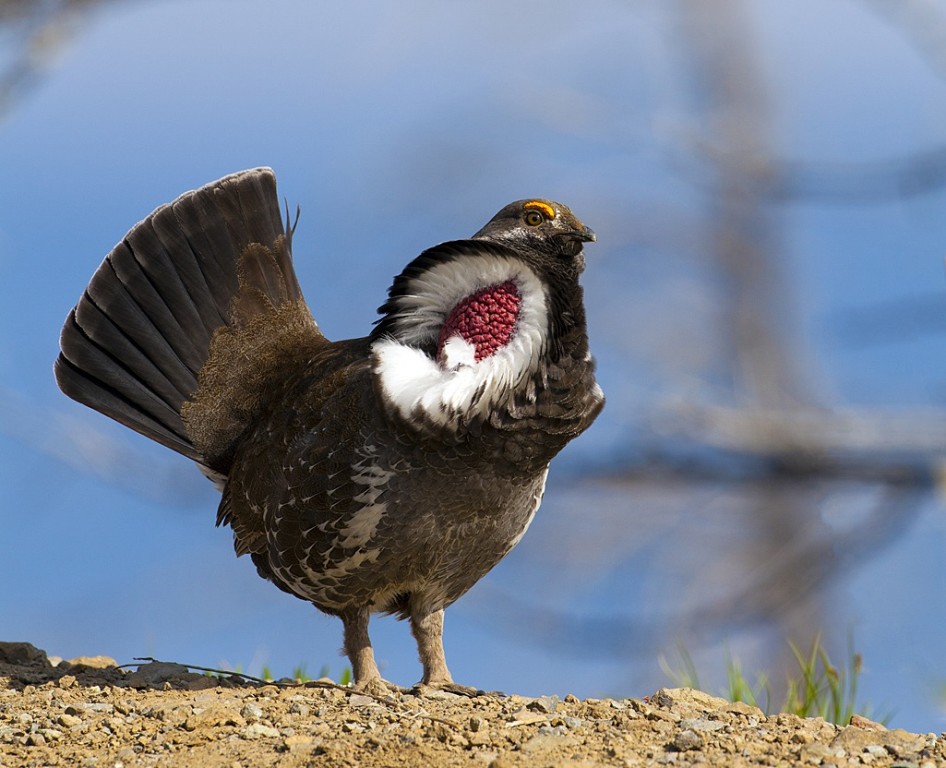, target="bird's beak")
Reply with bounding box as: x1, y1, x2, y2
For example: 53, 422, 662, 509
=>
558, 224, 596, 258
